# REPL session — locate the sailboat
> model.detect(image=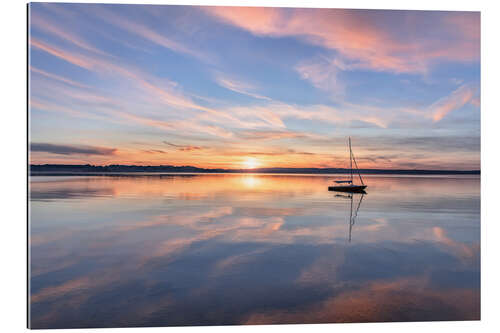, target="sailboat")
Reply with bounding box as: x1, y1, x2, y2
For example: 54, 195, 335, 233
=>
328, 137, 367, 193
